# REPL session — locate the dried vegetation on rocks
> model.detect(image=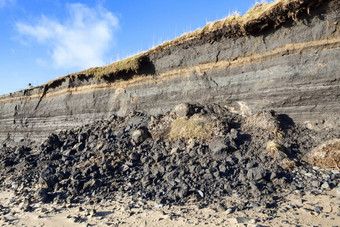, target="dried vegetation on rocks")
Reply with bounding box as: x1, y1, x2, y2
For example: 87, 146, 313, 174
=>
303, 139, 340, 170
